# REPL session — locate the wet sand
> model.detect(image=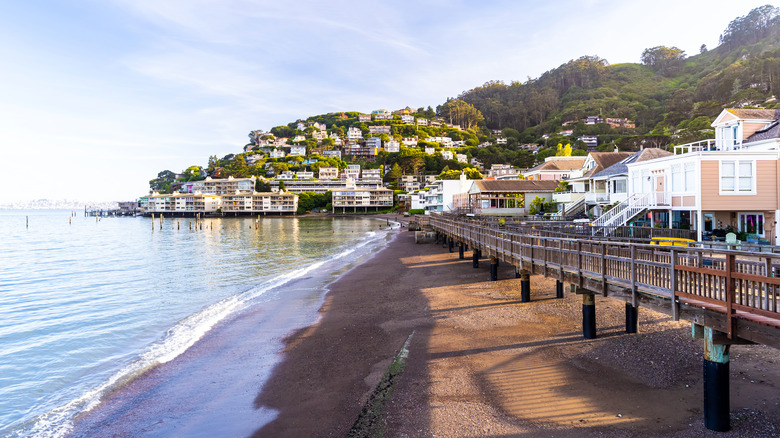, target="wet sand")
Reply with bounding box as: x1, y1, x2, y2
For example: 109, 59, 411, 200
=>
256, 227, 780, 437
